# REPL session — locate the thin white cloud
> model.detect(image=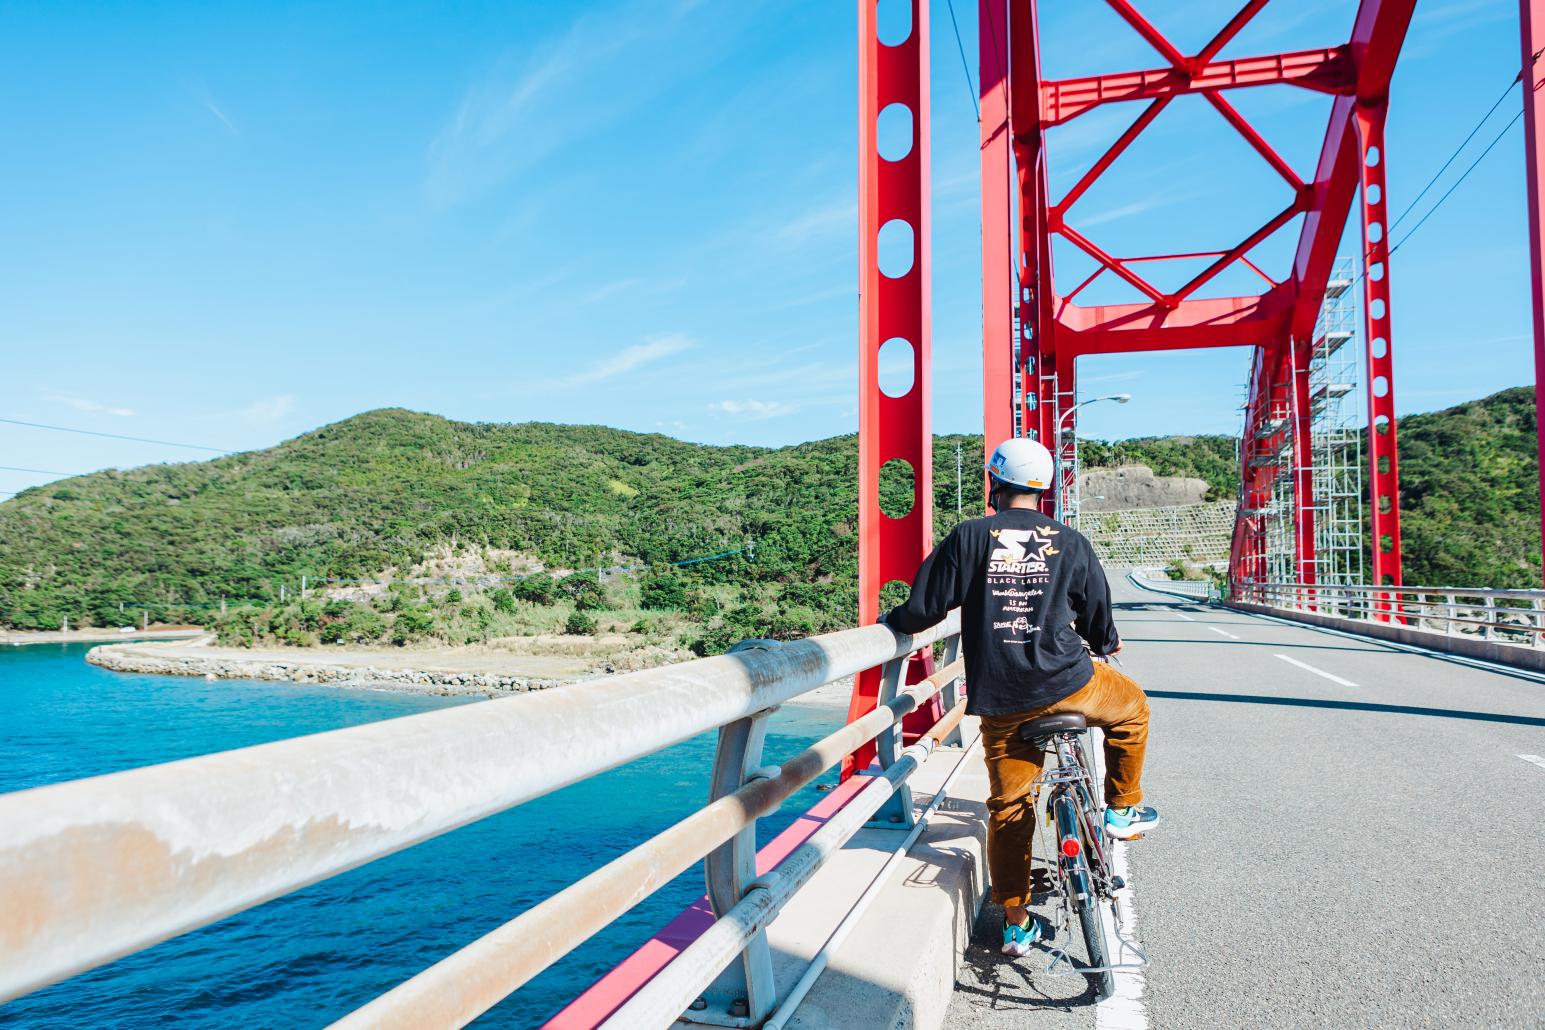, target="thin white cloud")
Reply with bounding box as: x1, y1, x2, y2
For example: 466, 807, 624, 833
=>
425, 2, 736, 208
563, 333, 695, 386
186, 78, 239, 136
1077, 198, 1162, 229
710, 399, 798, 420
240, 394, 295, 424
776, 200, 857, 243
47, 393, 136, 417
203, 99, 238, 135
